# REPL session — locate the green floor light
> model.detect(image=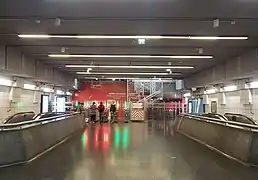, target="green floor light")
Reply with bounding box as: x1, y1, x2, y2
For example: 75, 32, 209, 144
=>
115, 127, 120, 150
123, 126, 129, 150
81, 131, 88, 149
